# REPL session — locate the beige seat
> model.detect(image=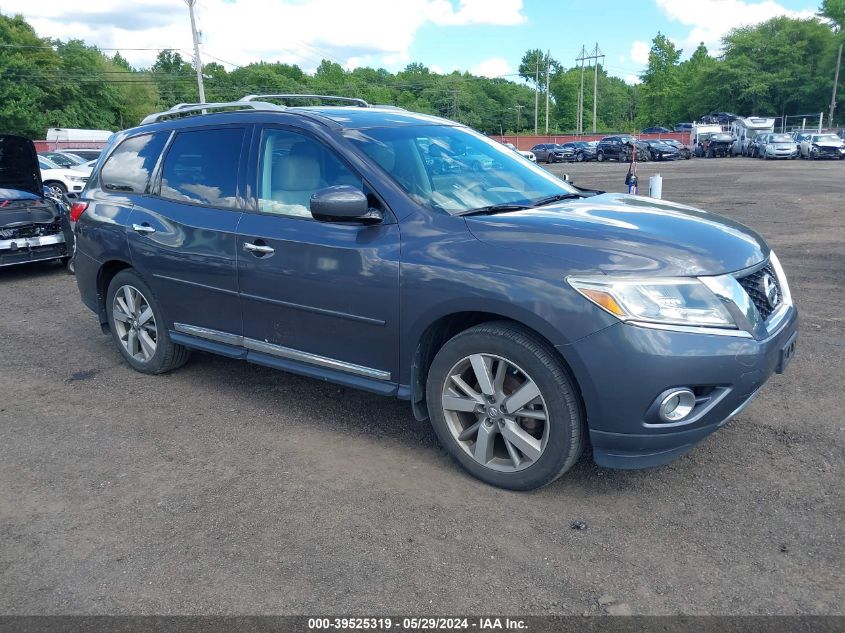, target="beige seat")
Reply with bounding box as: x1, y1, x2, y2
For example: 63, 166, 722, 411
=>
270, 142, 322, 216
